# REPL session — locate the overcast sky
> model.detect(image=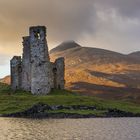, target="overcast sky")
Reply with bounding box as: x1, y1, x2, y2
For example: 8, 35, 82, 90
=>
0, 0, 140, 78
